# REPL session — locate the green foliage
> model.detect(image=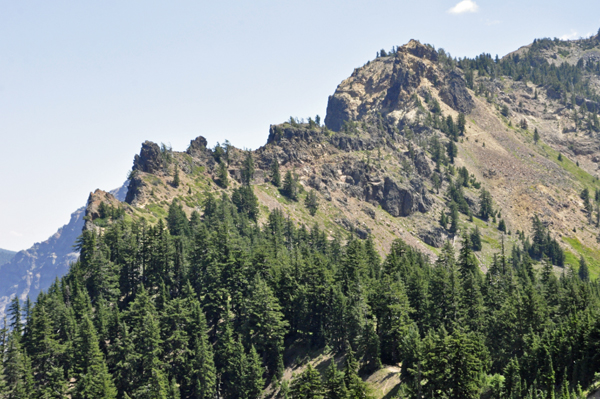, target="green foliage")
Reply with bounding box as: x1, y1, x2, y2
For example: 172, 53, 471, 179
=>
498, 218, 507, 233
172, 166, 180, 188
283, 170, 299, 201
534, 128, 540, 143
524, 214, 565, 266
305, 189, 319, 216
470, 226, 482, 251
7, 180, 600, 399
217, 161, 229, 188
271, 158, 282, 187
479, 188, 493, 220
290, 364, 324, 399
241, 151, 255, 186
232, 185, 260, 221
